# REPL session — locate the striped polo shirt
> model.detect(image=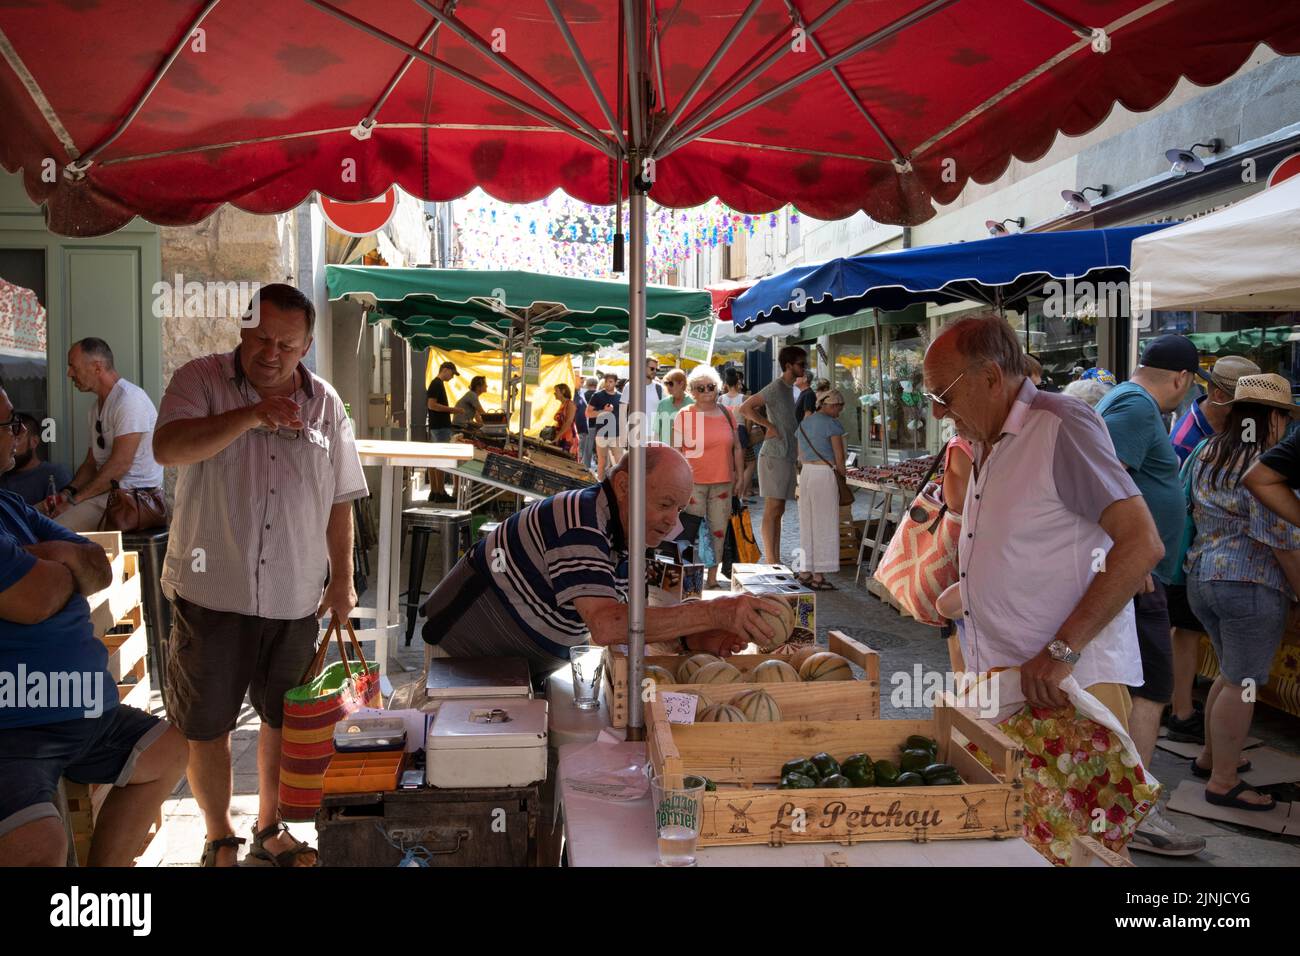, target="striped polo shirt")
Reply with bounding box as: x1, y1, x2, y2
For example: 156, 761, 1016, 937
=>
1170, 396, 1214, 464
471, 480, 628, 658
158, 348, 369, 620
